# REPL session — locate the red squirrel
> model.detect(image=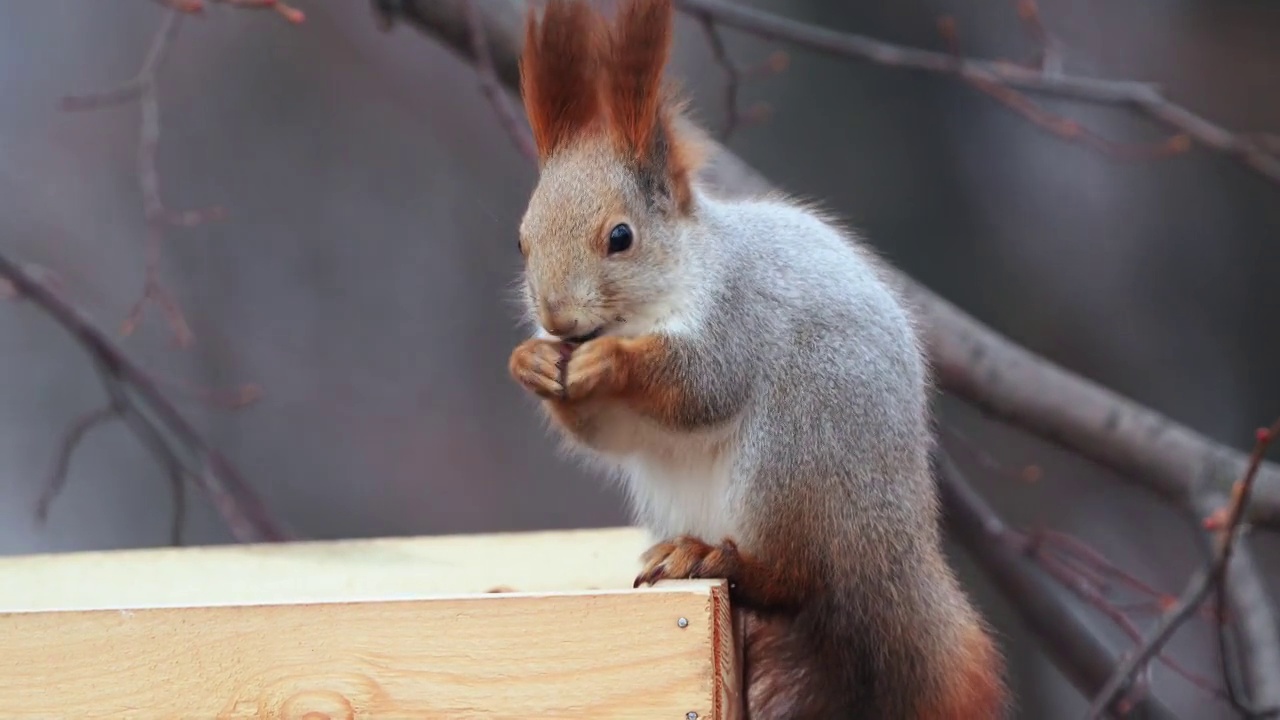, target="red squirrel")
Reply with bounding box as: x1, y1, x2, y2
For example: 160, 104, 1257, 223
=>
506, 0, 1008, 716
